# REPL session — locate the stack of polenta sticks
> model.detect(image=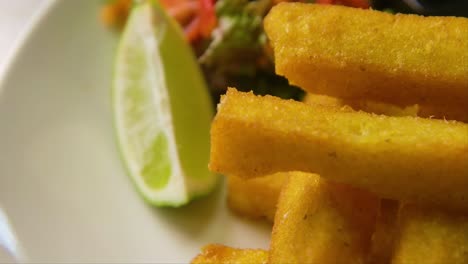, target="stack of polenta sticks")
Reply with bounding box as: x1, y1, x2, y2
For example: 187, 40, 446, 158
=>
193, 3, 468, 264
